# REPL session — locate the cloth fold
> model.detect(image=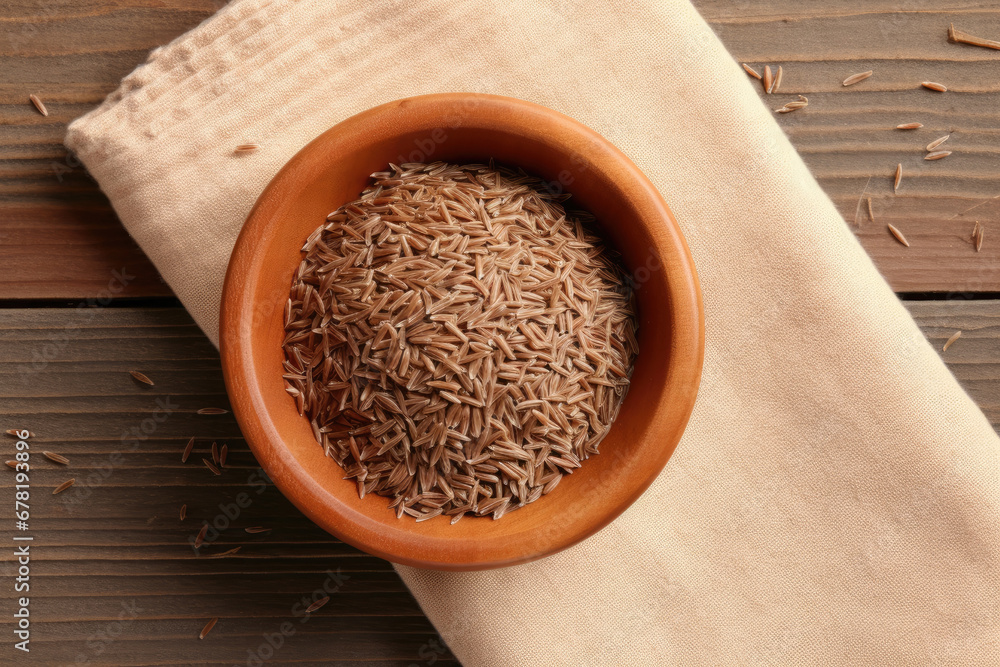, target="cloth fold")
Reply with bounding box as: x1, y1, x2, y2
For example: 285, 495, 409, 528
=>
66, 0, 999, 664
